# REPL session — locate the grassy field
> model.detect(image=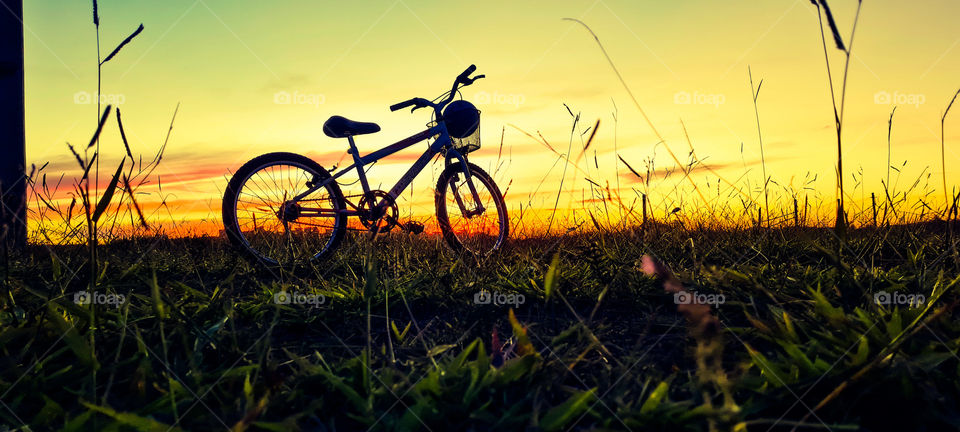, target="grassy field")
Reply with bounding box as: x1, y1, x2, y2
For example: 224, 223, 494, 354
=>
7, 0, 960, 430
2, 223, 959, 431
